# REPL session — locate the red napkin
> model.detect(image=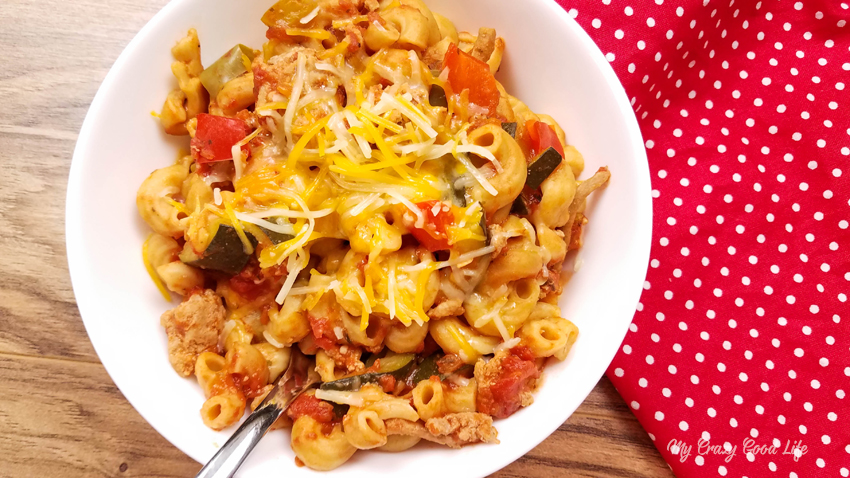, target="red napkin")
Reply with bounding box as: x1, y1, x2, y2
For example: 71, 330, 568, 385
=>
555, 0, 849, 475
